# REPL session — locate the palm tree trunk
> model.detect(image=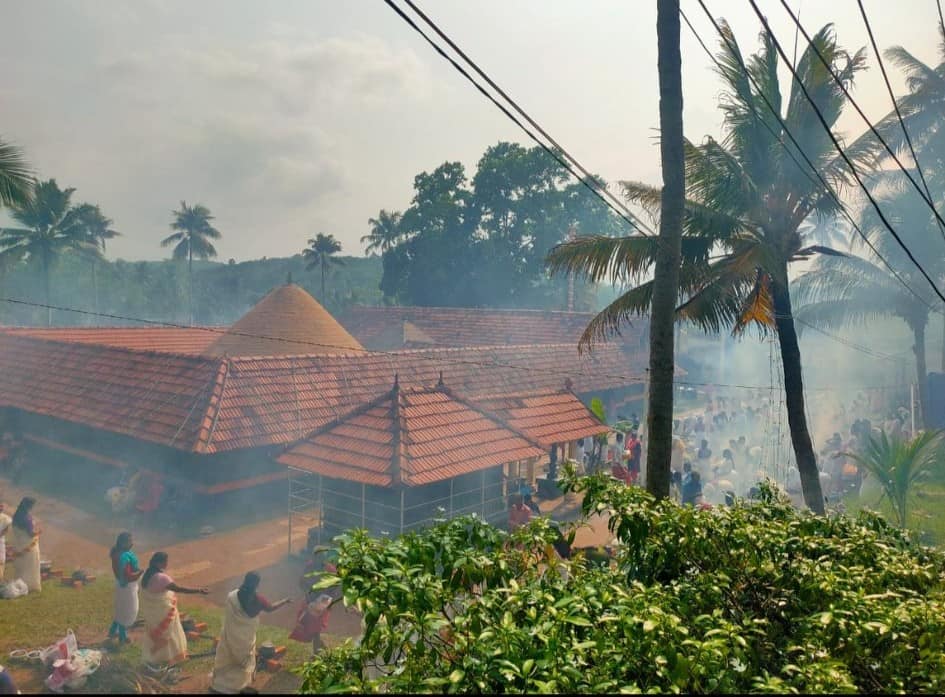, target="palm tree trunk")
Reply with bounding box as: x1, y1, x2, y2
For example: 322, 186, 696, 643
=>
321, 261, 326, 300
645, 0, 684, 501
188, 244, 194, 327
771, 276, 824, 514
913, 321, 929, 430
92, 259, 99, 318
43, 252, 51, 327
